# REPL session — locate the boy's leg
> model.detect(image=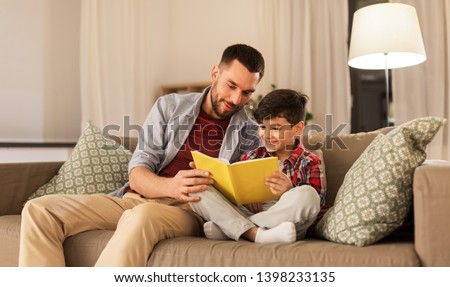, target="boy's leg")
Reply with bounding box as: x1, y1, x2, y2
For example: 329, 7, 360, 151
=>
95, 201, 203, 266
249, 185, 321, 239
19, 193, 142, 266
203, 221, 229, 240
189, 186, 255, 241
